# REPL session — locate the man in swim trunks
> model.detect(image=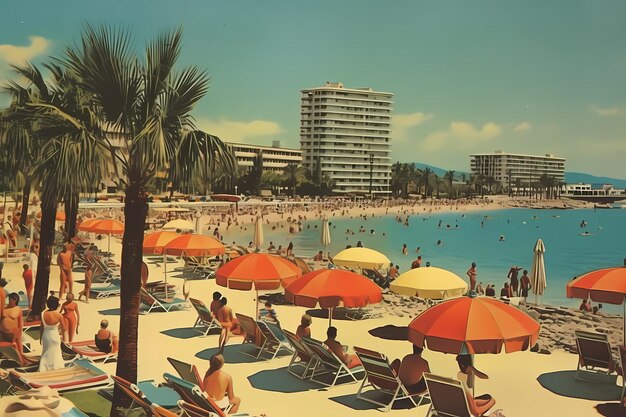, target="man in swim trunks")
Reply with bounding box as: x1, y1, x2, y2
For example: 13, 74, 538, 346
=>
216, 297, 234, 353
507, 266, 522, 296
